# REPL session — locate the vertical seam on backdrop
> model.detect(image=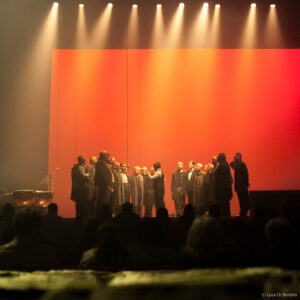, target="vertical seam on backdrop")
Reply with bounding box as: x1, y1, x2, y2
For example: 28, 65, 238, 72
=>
138, 50, 141, 165
126, 43, 129, 163
56, 51, 60, 171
